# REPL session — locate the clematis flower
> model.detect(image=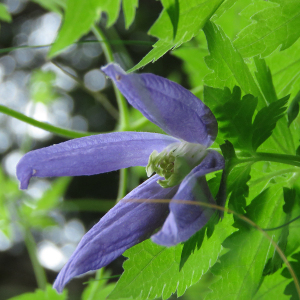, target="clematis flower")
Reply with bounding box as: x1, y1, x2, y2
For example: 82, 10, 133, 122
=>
16, 63, 224, 293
